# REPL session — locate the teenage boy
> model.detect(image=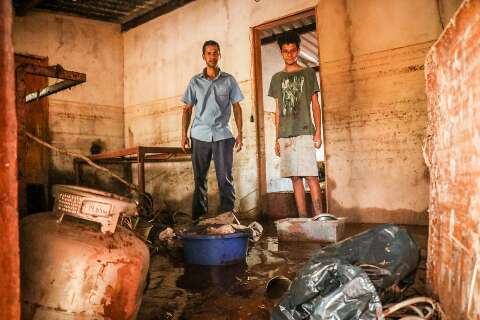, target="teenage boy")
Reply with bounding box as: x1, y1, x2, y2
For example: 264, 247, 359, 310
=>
181, 40, 244, 221
268, 31, 323, 217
